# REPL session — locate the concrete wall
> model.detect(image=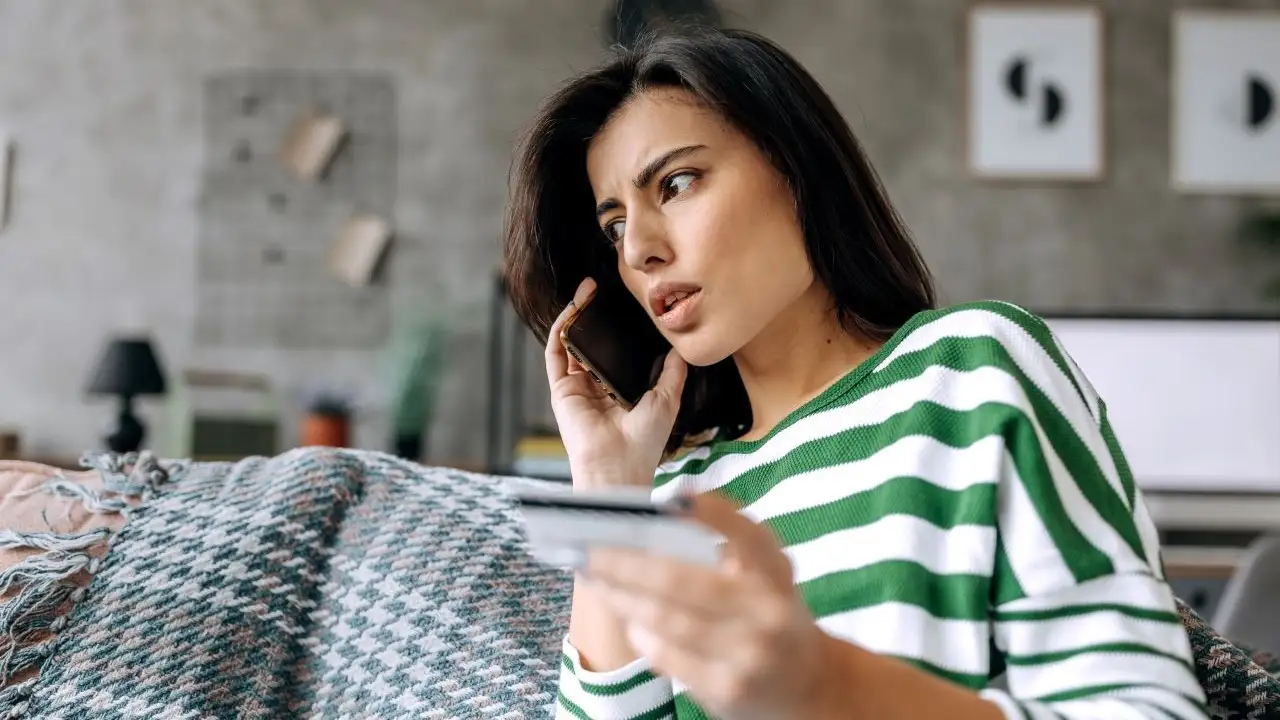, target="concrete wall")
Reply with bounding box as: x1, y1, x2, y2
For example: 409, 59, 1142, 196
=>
734, 0, 1280, 311
1, 0, 1276, 463
0, 0, 603, 461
